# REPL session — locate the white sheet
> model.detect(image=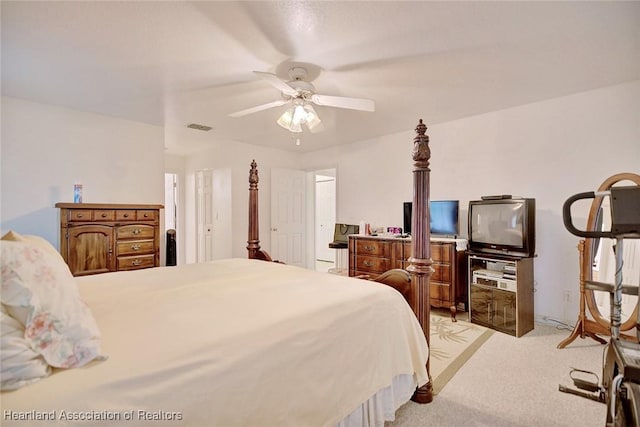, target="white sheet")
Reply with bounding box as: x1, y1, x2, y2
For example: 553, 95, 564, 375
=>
1, 259, 428, 427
